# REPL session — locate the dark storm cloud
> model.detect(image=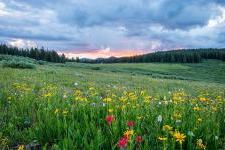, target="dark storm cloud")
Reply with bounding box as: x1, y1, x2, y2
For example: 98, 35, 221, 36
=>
0, 0, 225, 53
